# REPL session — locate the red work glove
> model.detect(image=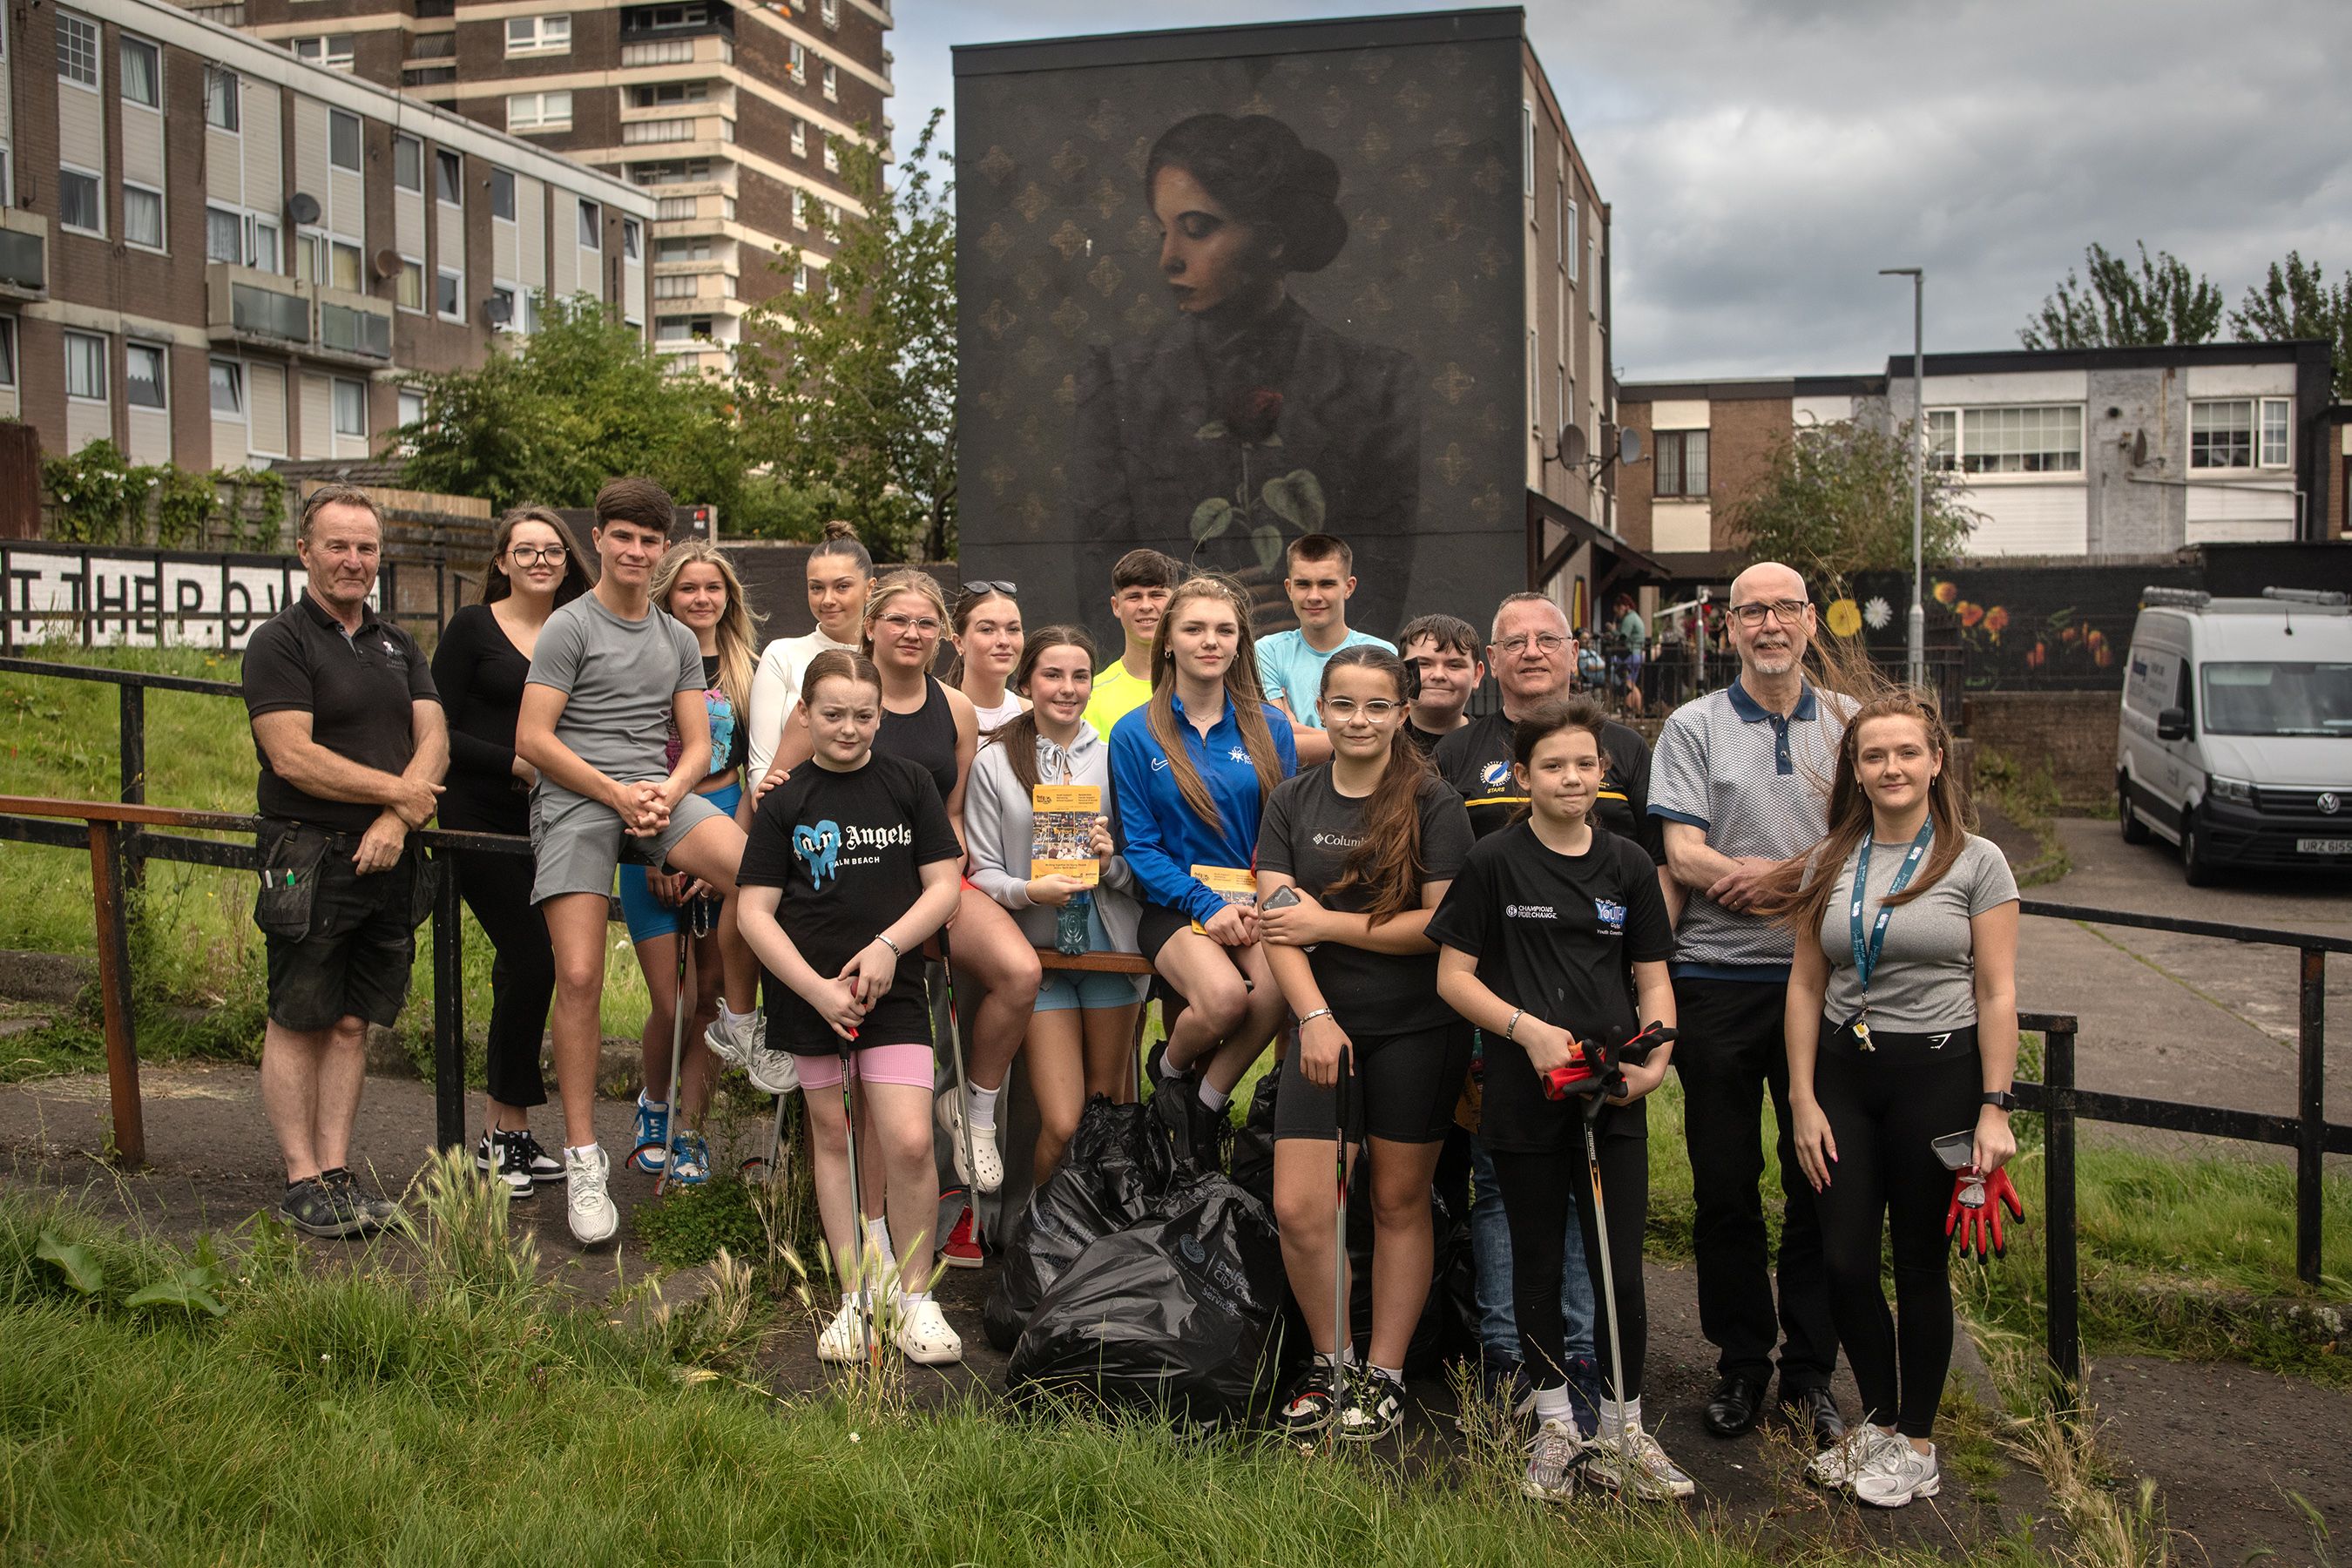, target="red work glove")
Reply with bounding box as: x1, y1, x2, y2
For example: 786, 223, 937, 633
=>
1945, 1166, 2025, 1260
